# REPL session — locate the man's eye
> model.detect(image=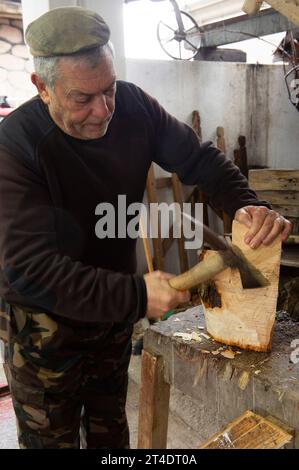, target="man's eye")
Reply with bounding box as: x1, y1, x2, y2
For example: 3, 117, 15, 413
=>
75, 97, 90, 104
